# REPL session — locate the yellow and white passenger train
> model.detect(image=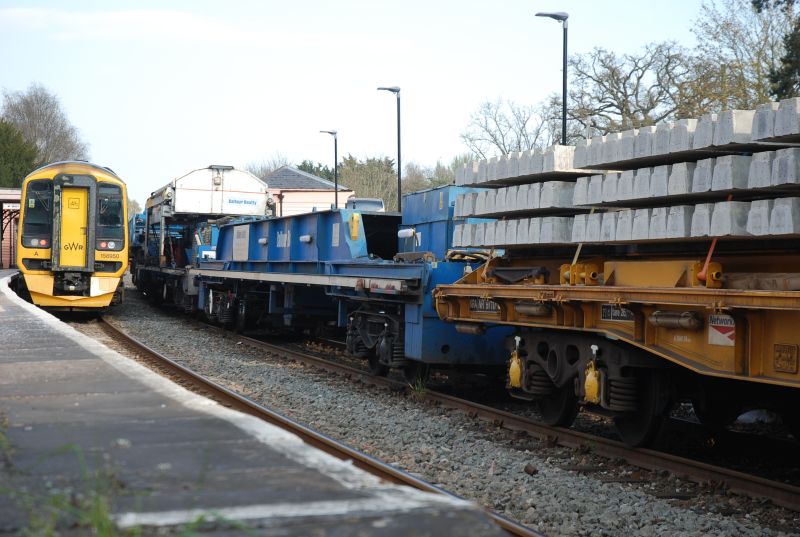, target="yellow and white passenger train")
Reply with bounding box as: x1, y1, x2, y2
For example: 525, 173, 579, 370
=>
16, 161, 128, 309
